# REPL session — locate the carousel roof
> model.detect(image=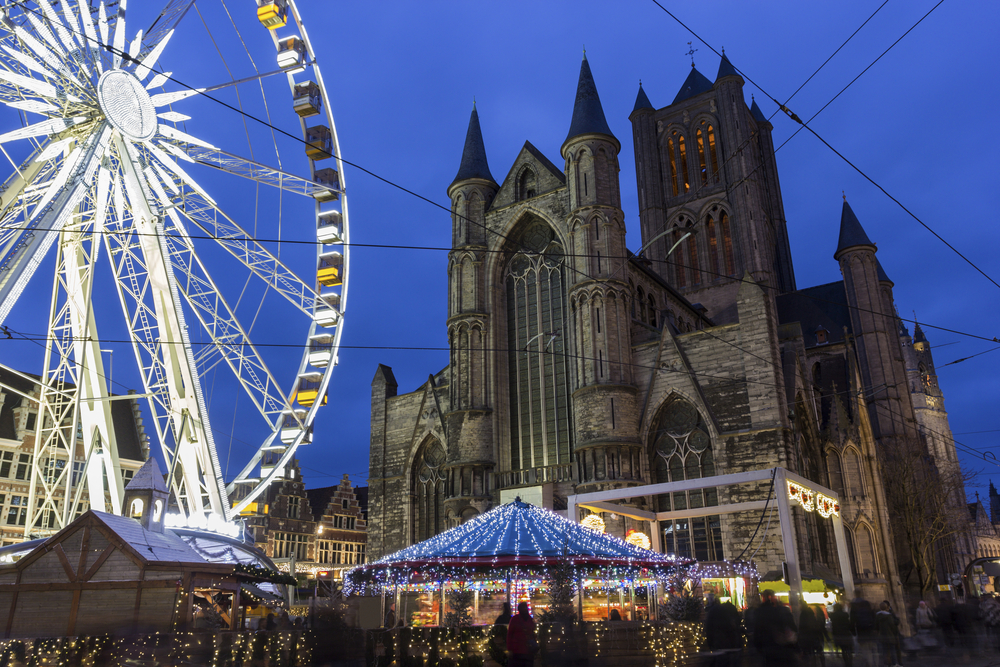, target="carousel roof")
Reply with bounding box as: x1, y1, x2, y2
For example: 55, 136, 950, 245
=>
357, 499, 684, 570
